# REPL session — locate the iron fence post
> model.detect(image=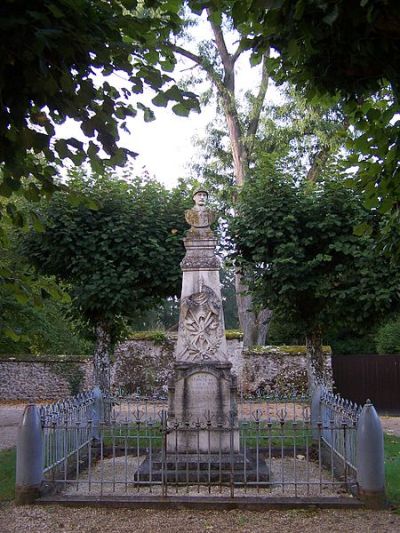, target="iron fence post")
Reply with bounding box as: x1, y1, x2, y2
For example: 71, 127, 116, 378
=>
356, 399, 386, 508
15, 404, 43, 504
91, 386, 103, 441
311, 385, 323, 440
